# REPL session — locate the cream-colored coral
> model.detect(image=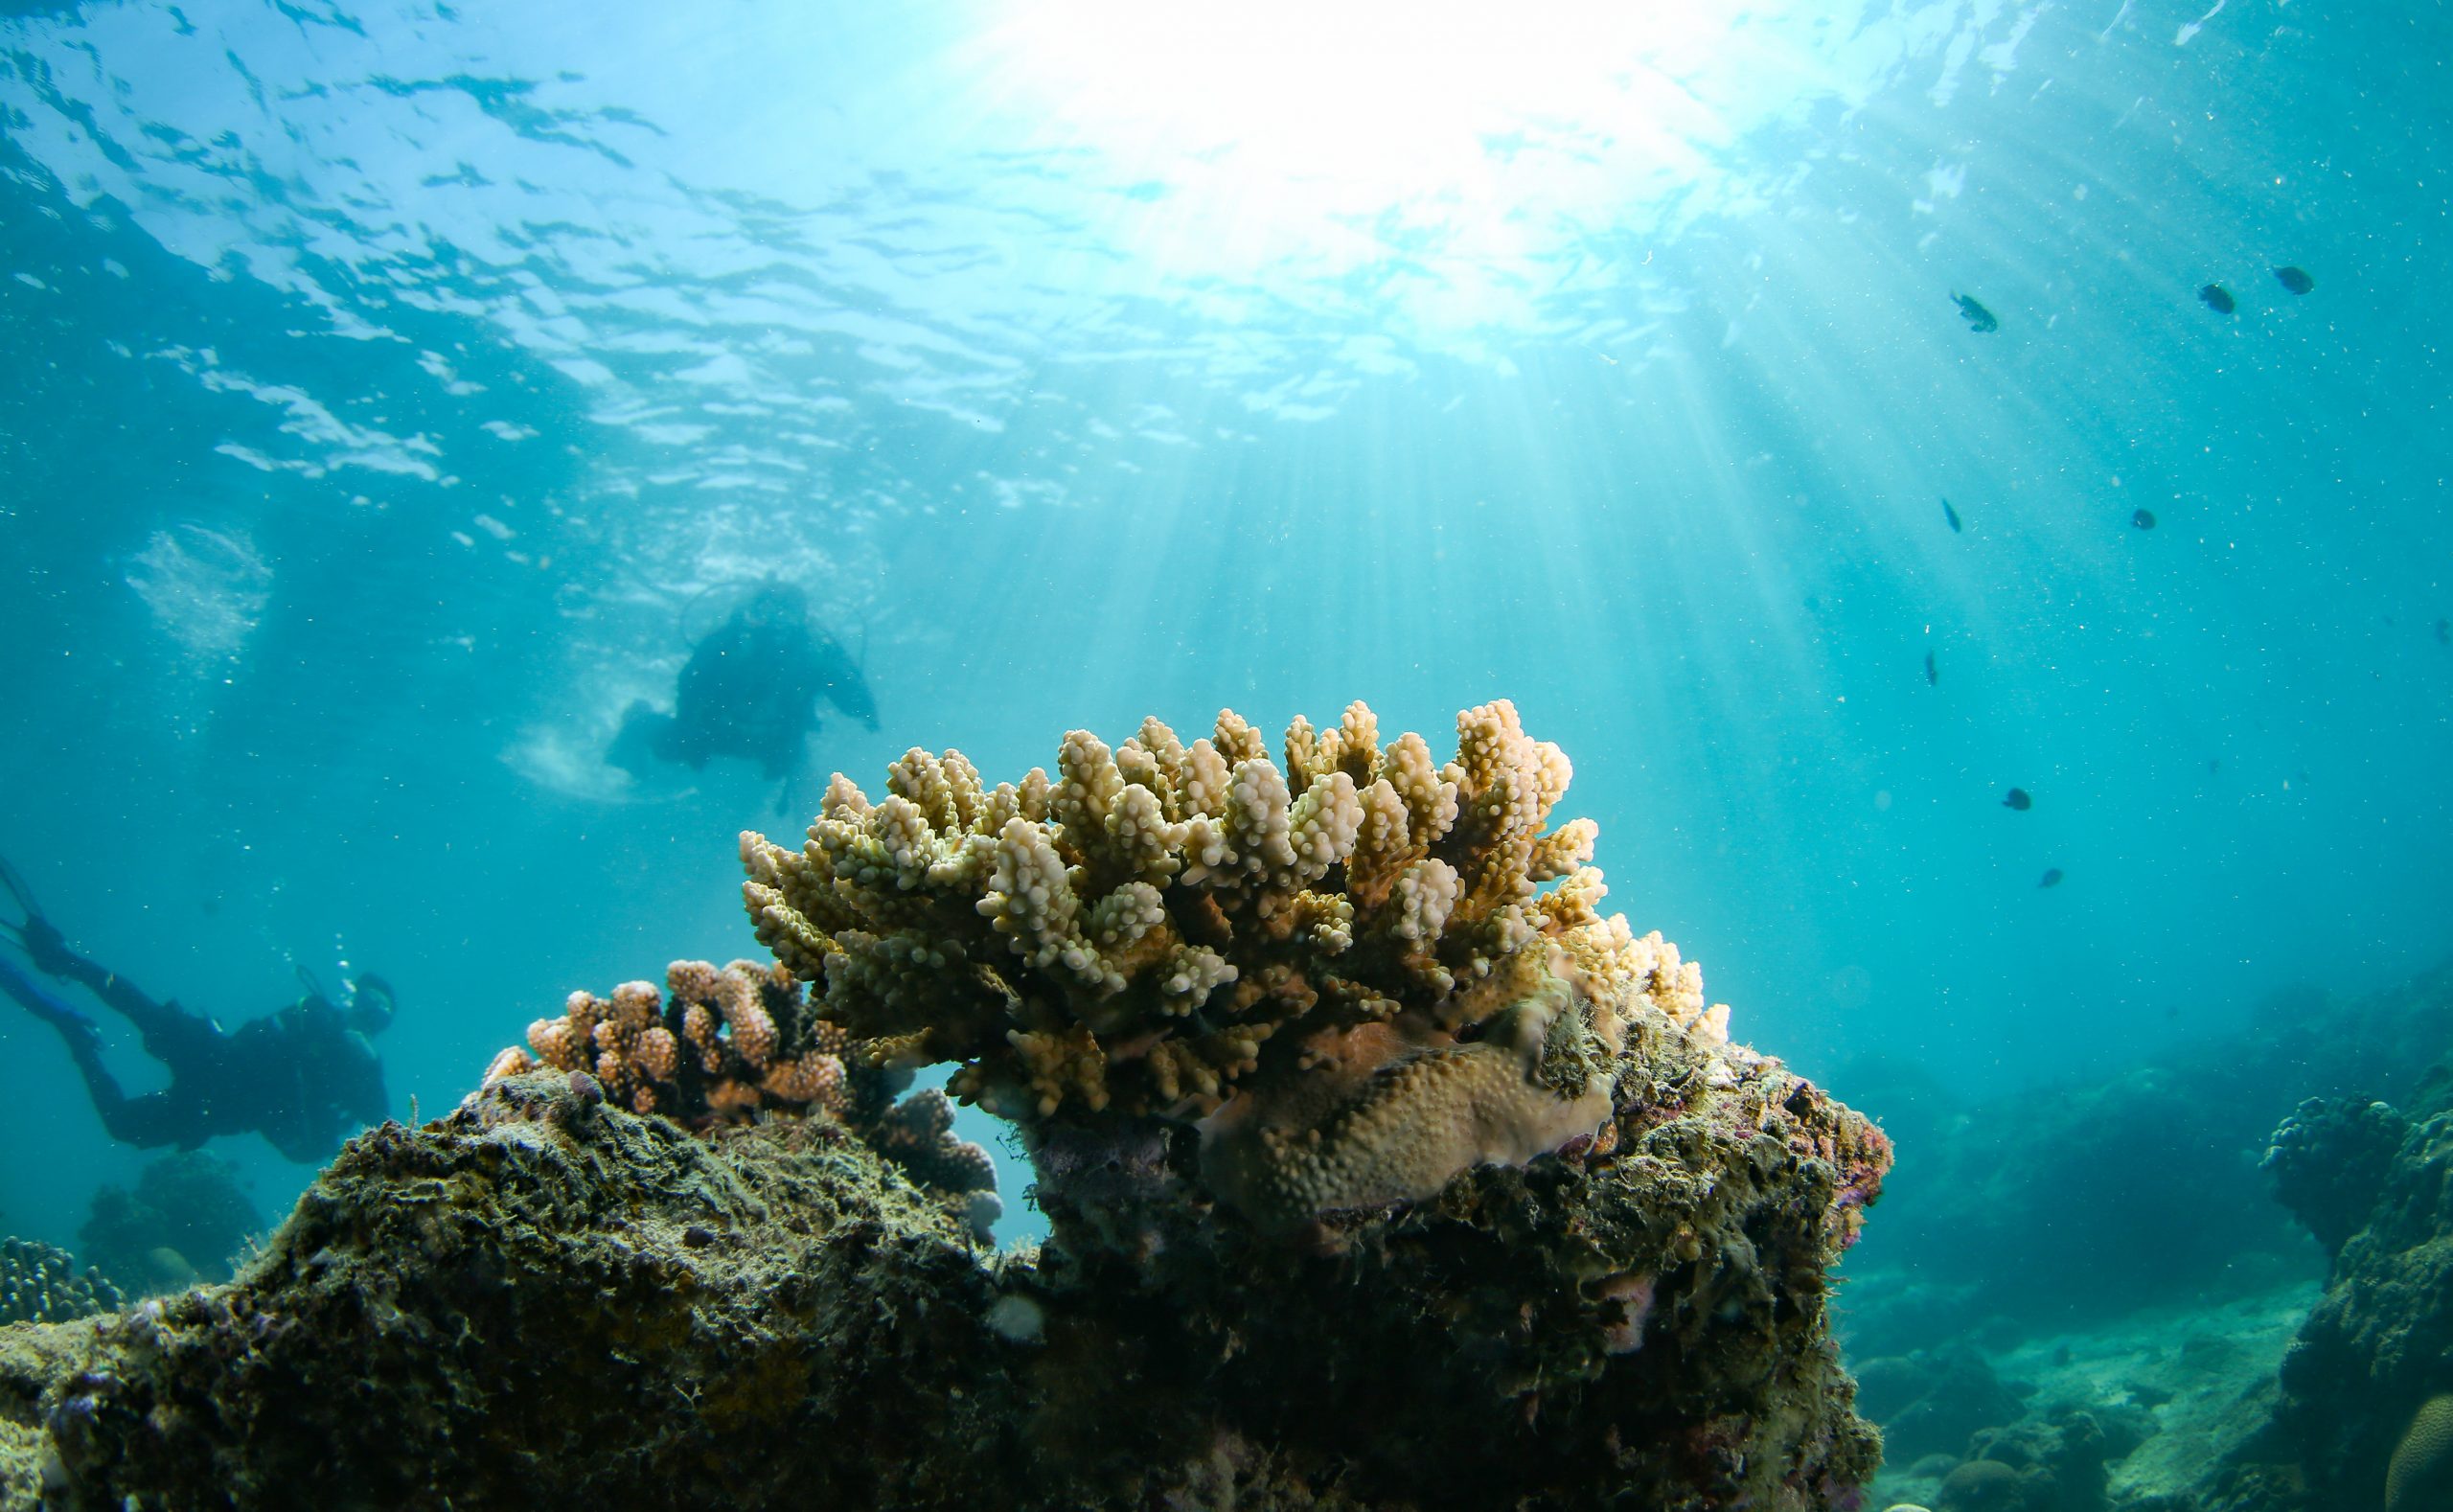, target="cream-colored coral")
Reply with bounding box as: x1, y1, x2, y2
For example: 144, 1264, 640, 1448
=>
739, 700, 1731, 1229
481, 957, 845, 1124
761, 1051, 846, 1110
